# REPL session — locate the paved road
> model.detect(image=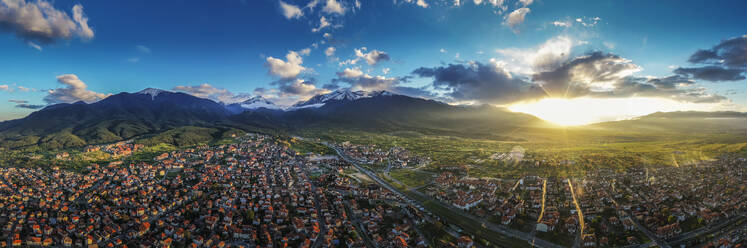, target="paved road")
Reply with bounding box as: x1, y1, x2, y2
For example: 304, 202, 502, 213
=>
326, 144, 565, 248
